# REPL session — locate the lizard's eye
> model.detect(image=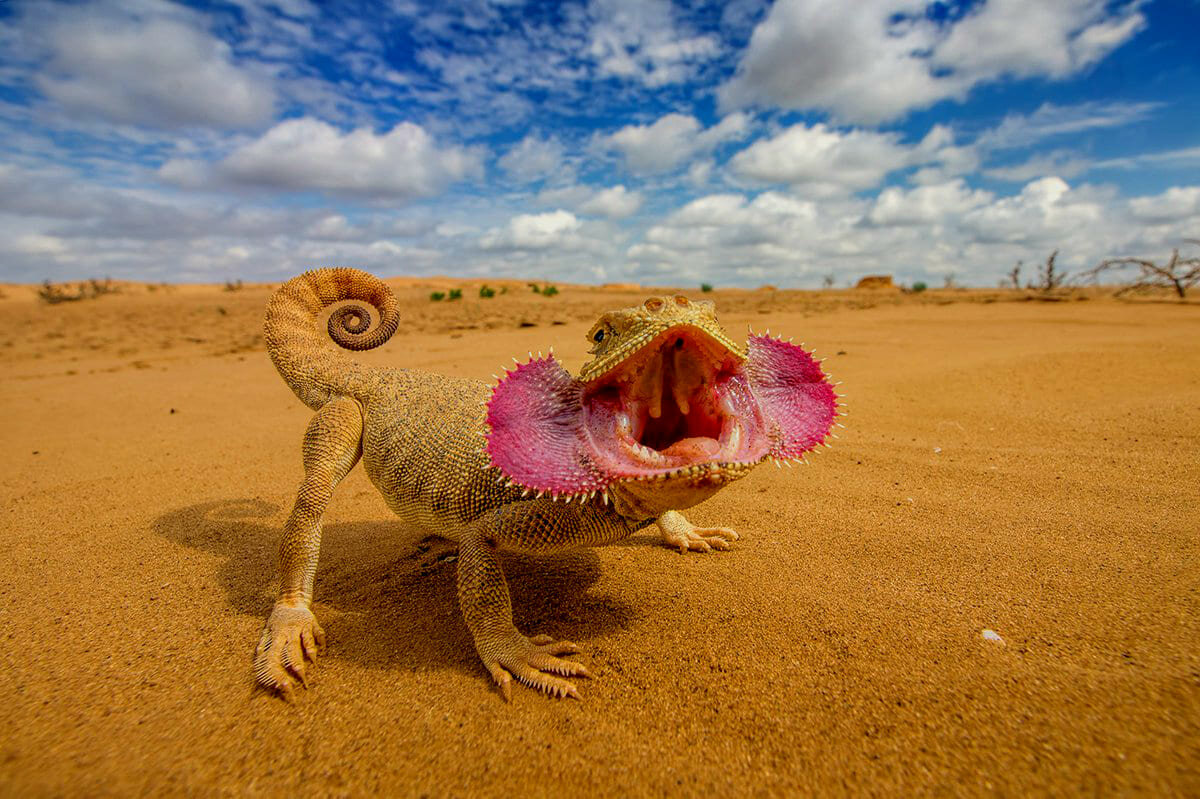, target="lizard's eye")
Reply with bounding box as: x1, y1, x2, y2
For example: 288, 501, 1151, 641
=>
593, 329, 605, 343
